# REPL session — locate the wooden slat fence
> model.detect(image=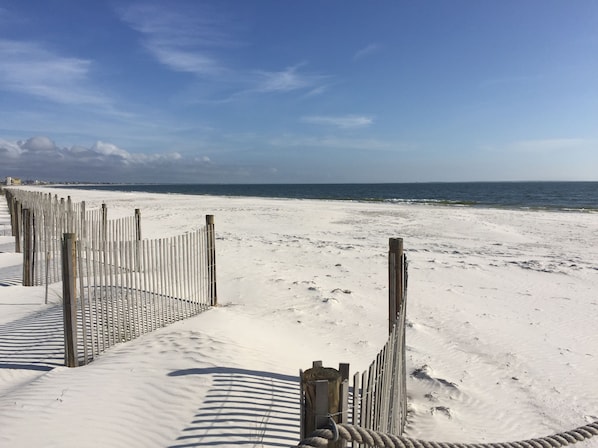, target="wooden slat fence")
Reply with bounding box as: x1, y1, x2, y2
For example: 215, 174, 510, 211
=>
300, 238, 408, 444
351, 304, 407, 439
4, 188, 217, 368
4, 188, 138, 289
350, 240, 408, 438
70, 224, 213, 365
